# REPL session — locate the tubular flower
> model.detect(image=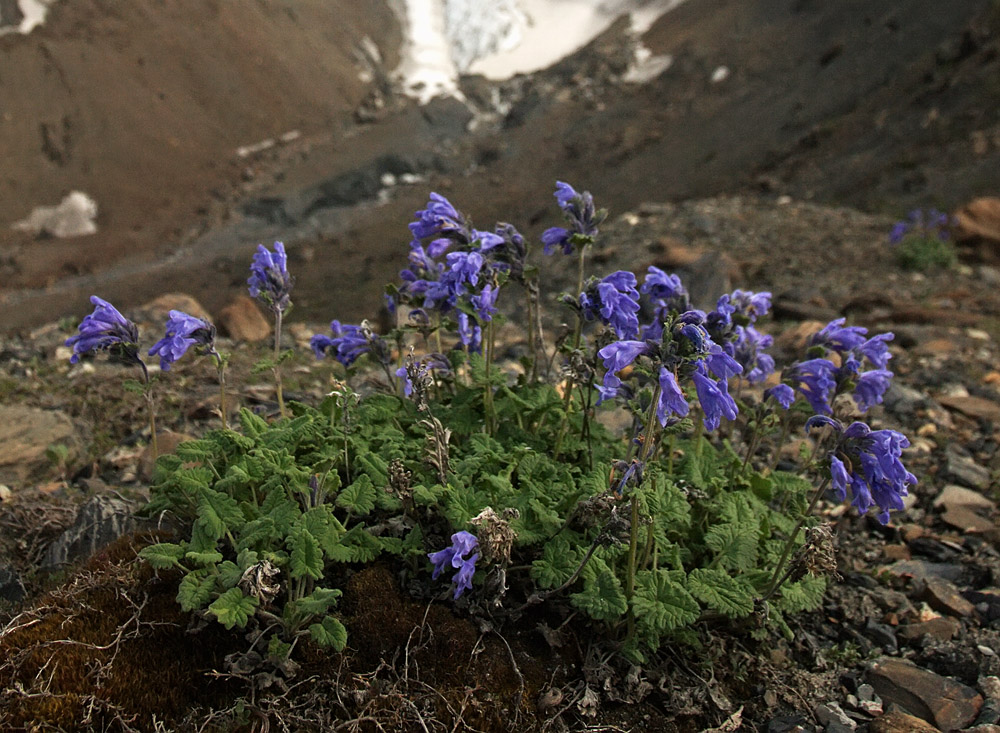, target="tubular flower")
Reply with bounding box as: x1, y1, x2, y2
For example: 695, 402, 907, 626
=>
148, 311, 218, 371
580, 271, 641, 339
541, 181, 605, 255
692, 363, 738, 431
807, 416, 916, 525
65, 296, 141, 365
311, 320, 390, 367
247, 241, 293, 314
656, 367, 690, 426
428, 531, 480, 599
